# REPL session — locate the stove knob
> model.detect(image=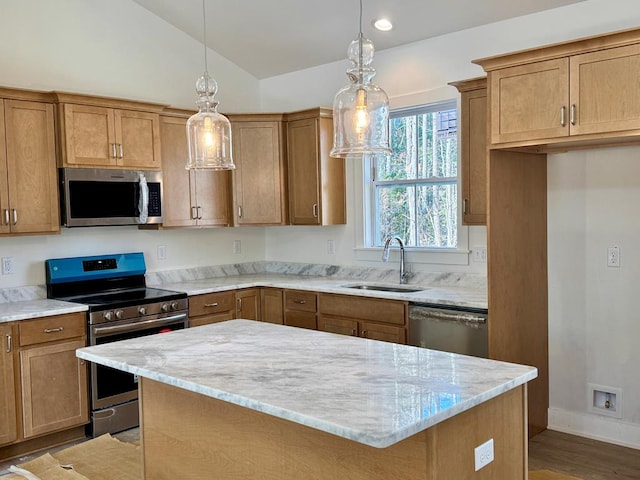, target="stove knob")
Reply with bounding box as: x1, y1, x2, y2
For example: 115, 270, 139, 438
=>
171, 301, 179, 311
161, 303, 169, 313
115, 309, 124, 320
103, 311, 113, 321
138, 306, 147, 316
